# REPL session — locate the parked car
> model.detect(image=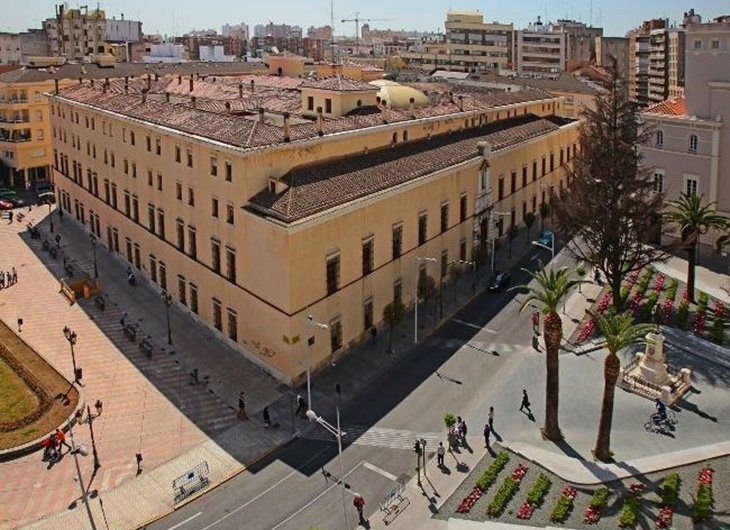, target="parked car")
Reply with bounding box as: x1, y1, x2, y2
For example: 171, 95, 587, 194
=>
0, 199, 14, 210
37, 191, 56, 205
8, 196, 26, 208
32, 180, 54, 193
488, 271, 511, 292
538, 230, 554, 247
